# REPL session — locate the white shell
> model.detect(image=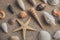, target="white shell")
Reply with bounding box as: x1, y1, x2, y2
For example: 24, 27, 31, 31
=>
43, 11, 56, 26
39, 30, 51, 40
53, 31, 60, 39
10, 36, 19, 40
42, 0, 47, 3
47, 0, 59, 6
17, 0, 25, 10
29, 0, 36, 6
2, 22, 8, 33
